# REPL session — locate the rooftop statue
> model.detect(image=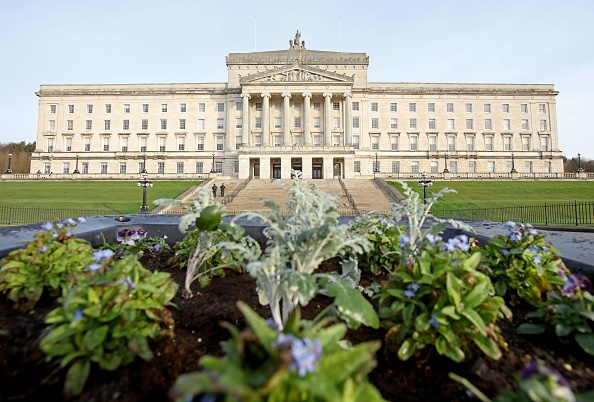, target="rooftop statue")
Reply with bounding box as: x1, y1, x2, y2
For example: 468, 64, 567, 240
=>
289, 30, 305, 49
